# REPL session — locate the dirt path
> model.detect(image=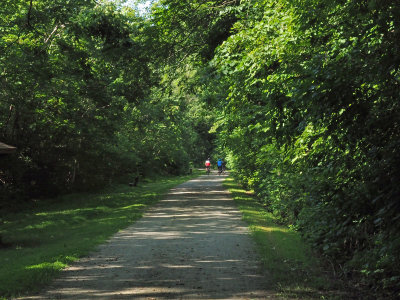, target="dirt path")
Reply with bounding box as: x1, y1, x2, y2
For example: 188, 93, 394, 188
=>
21, 173, 272, 299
